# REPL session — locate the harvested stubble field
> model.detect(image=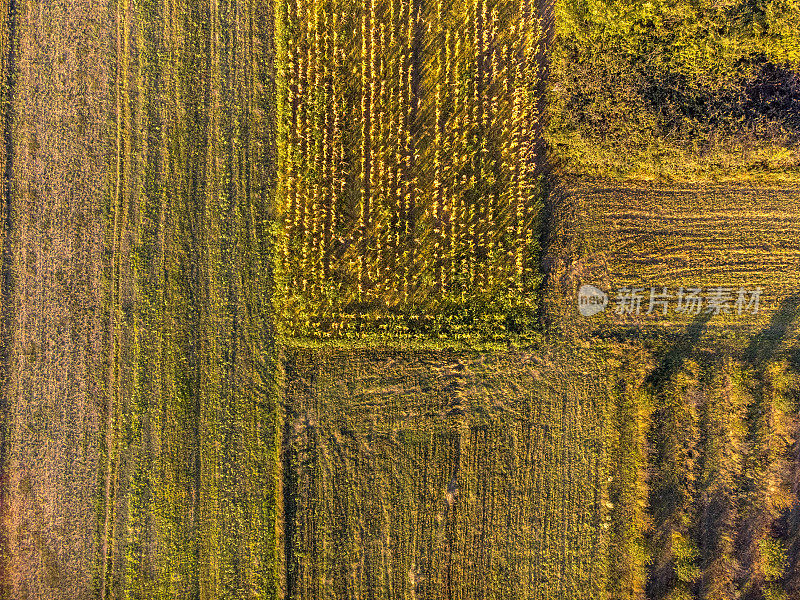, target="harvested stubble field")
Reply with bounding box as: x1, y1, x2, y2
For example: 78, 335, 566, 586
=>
280, 341, 800, 600
570, 181, 800, 347
281, 346, 610, 600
